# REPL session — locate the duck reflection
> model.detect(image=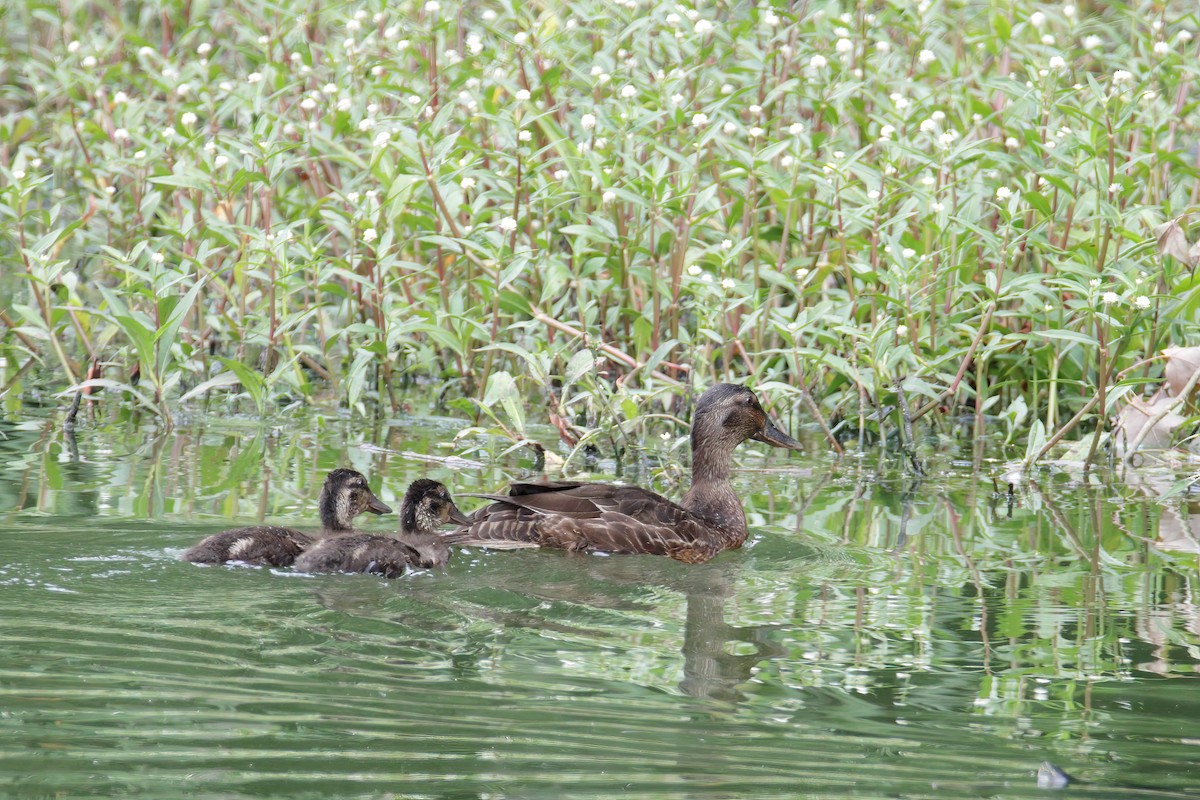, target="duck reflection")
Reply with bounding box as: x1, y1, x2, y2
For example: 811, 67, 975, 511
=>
307, 550, 783, 703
